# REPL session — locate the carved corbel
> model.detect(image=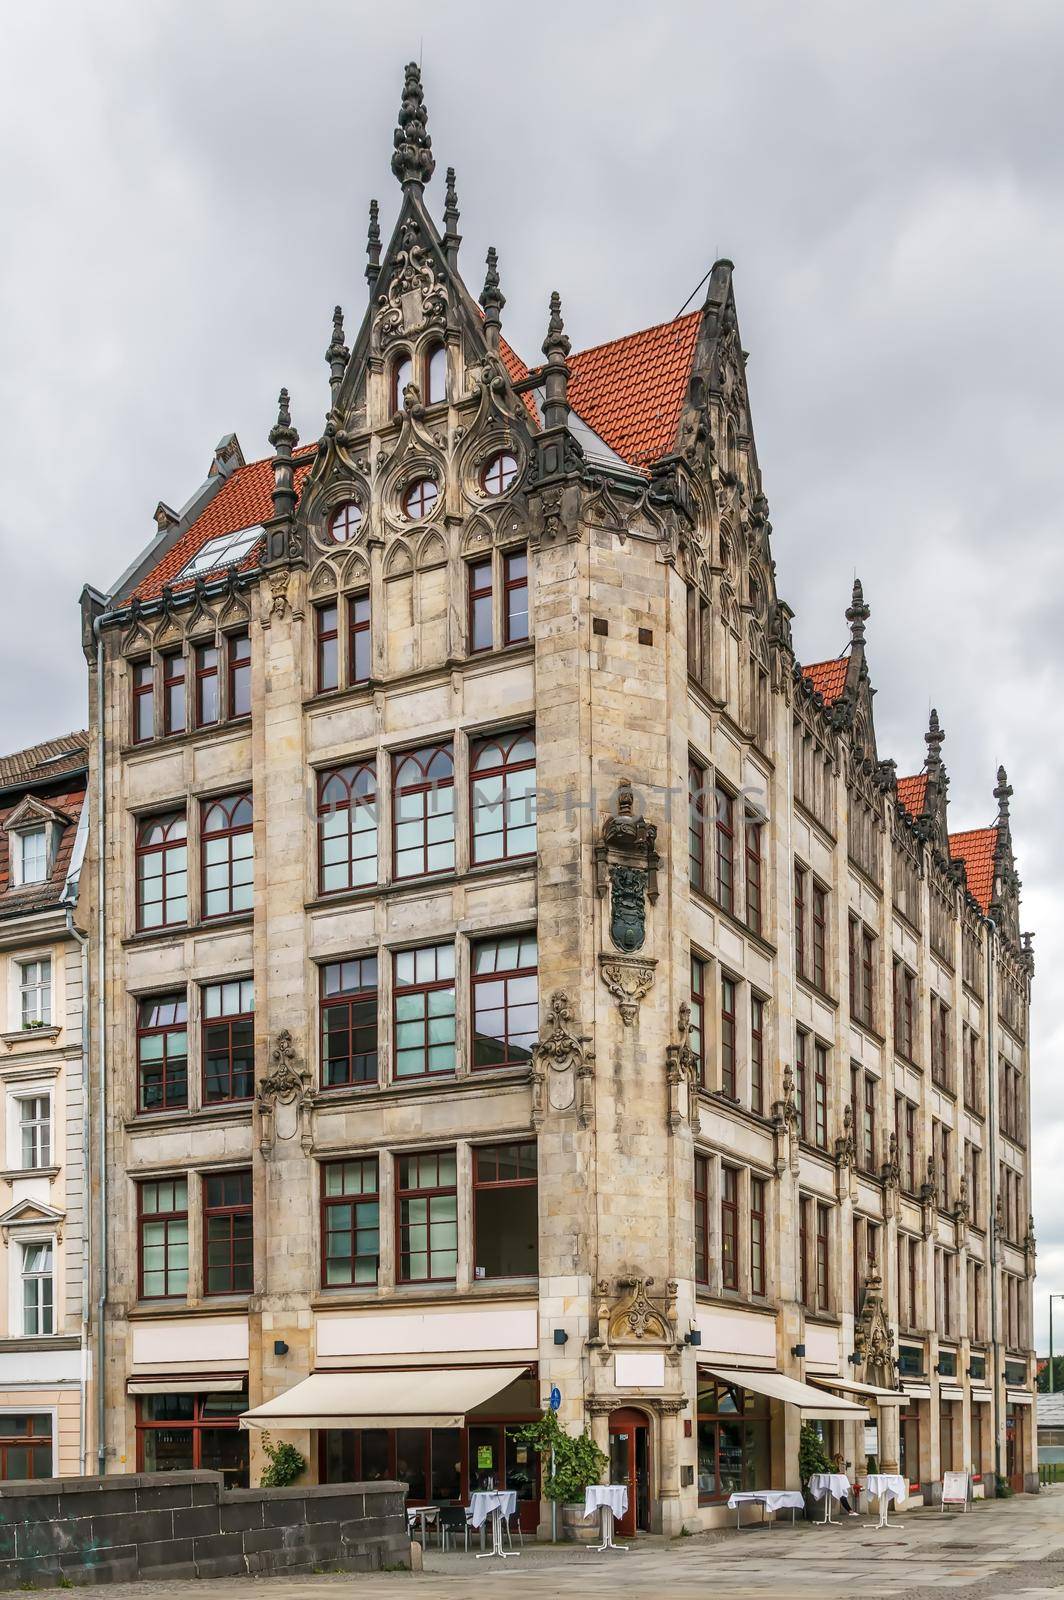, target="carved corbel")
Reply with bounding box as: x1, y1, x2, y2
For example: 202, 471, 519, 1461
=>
599, 955, 656, 1025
